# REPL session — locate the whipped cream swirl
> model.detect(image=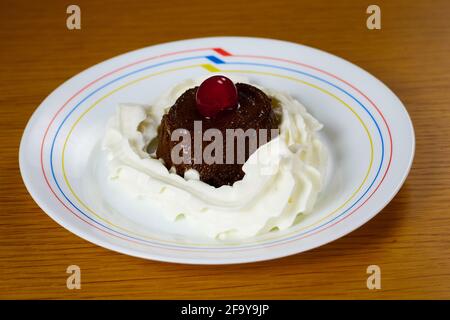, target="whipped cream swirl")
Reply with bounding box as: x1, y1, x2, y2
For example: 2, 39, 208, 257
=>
101, 76, 328, 239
